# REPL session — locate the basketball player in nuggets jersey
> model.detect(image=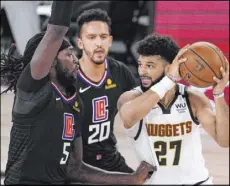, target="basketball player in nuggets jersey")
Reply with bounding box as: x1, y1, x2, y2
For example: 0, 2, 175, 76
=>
117, 34, 229, 184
